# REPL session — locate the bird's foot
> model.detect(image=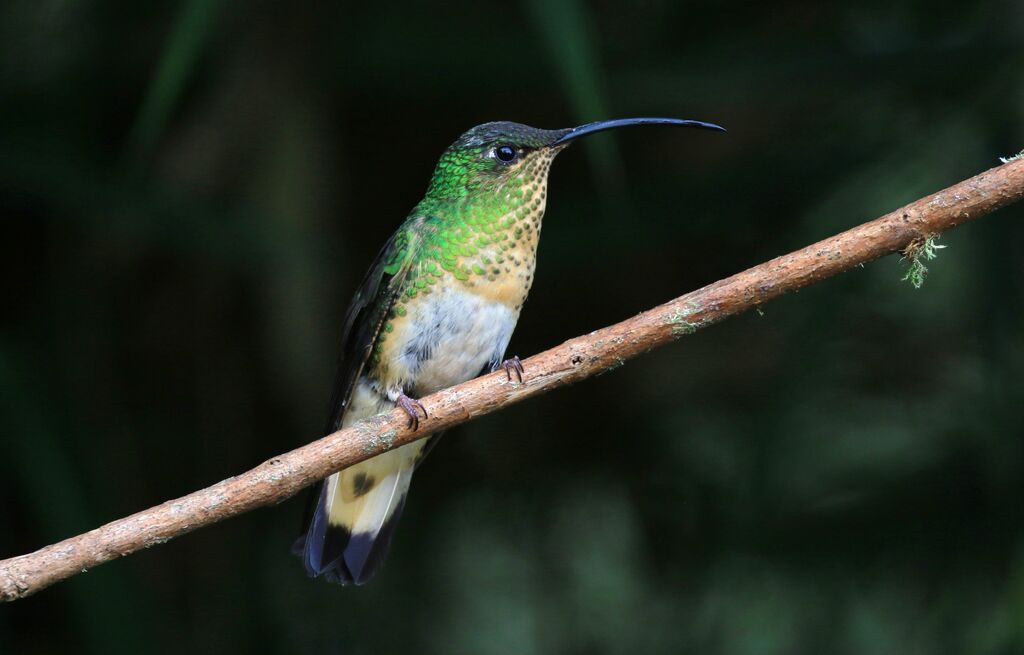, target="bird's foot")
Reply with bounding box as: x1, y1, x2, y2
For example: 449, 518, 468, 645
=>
396, 393, 428, 431
494, 355, 525, 383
